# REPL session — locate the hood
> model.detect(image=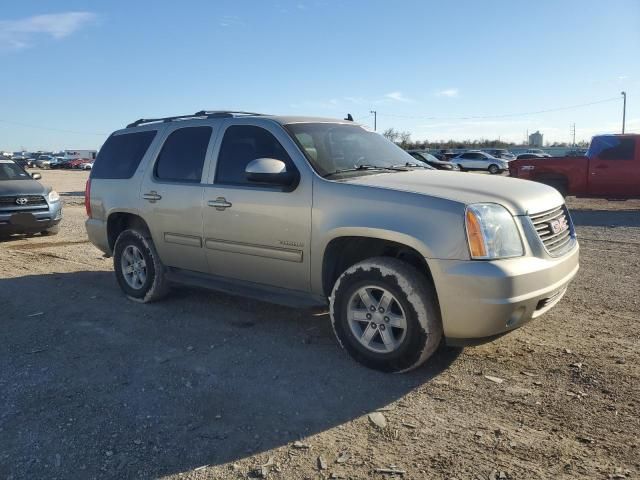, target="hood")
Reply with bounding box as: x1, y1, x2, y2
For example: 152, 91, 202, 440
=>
0, 179, 47, 197
341, 170, 564, 216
